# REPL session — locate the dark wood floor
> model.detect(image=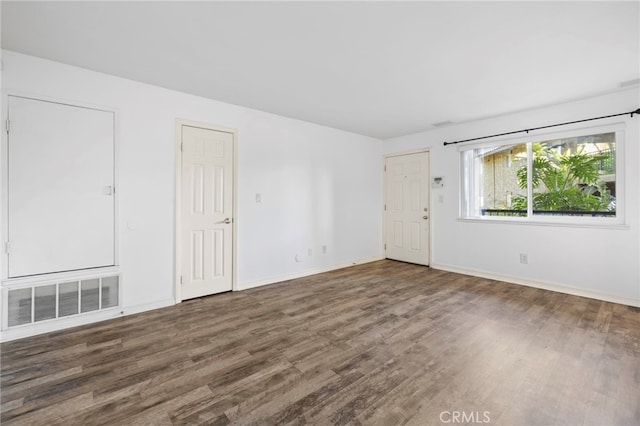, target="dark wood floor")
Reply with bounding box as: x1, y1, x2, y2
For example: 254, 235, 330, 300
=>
1, 260, 639, 425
